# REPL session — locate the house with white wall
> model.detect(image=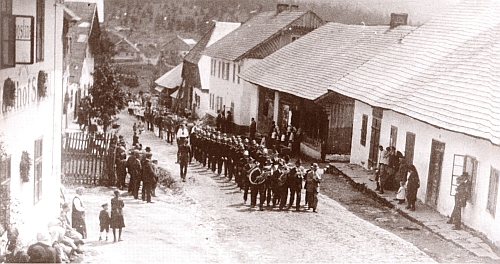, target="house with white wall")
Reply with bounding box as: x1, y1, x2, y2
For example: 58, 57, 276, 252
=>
240, 19, 415, 155
181, 21, 240, 119
202, 4, 323, 133
328, 0, 500, 247
0, 0, 64, 240
63, 1, 101, 131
